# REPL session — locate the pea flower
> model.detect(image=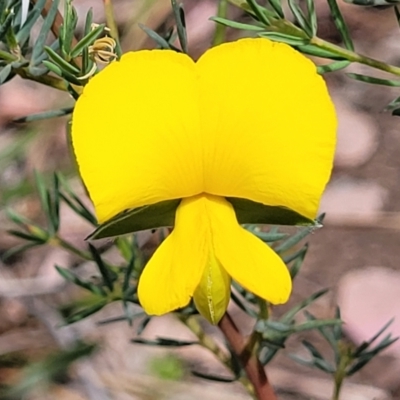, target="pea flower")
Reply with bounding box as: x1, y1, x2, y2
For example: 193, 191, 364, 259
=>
71, 38, 336, 324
